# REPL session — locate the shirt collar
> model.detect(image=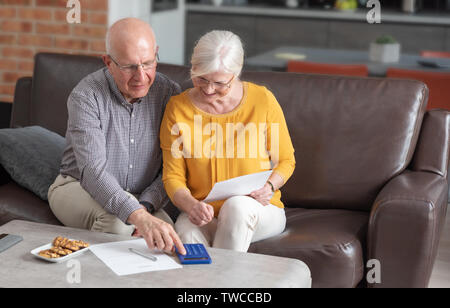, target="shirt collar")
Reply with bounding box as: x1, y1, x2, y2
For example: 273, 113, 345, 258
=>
104, 68, 143, 108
